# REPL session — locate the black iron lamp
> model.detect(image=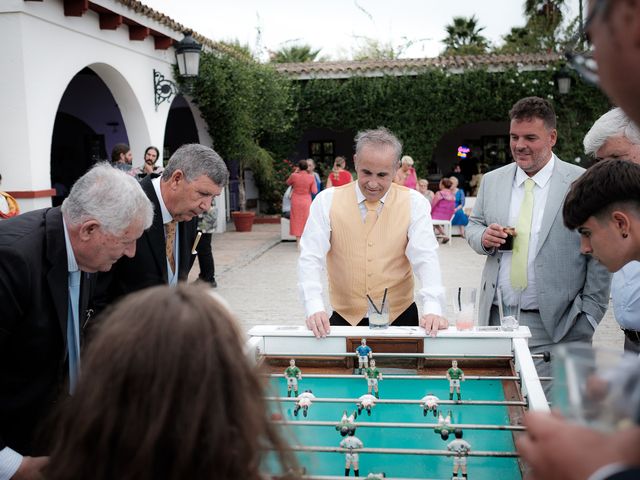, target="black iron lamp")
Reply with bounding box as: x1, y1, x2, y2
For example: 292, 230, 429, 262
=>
154, 31, 202, 110
554, 64, 572, 95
